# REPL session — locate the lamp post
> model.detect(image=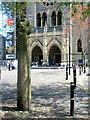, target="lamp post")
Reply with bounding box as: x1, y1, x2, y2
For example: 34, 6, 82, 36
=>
82, 49, 86, 73
69, 1, 72, 75
82, 51, 83, 71
65, 14, 71, 76
69, 30, 71, 75
83, 51, 86, 73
